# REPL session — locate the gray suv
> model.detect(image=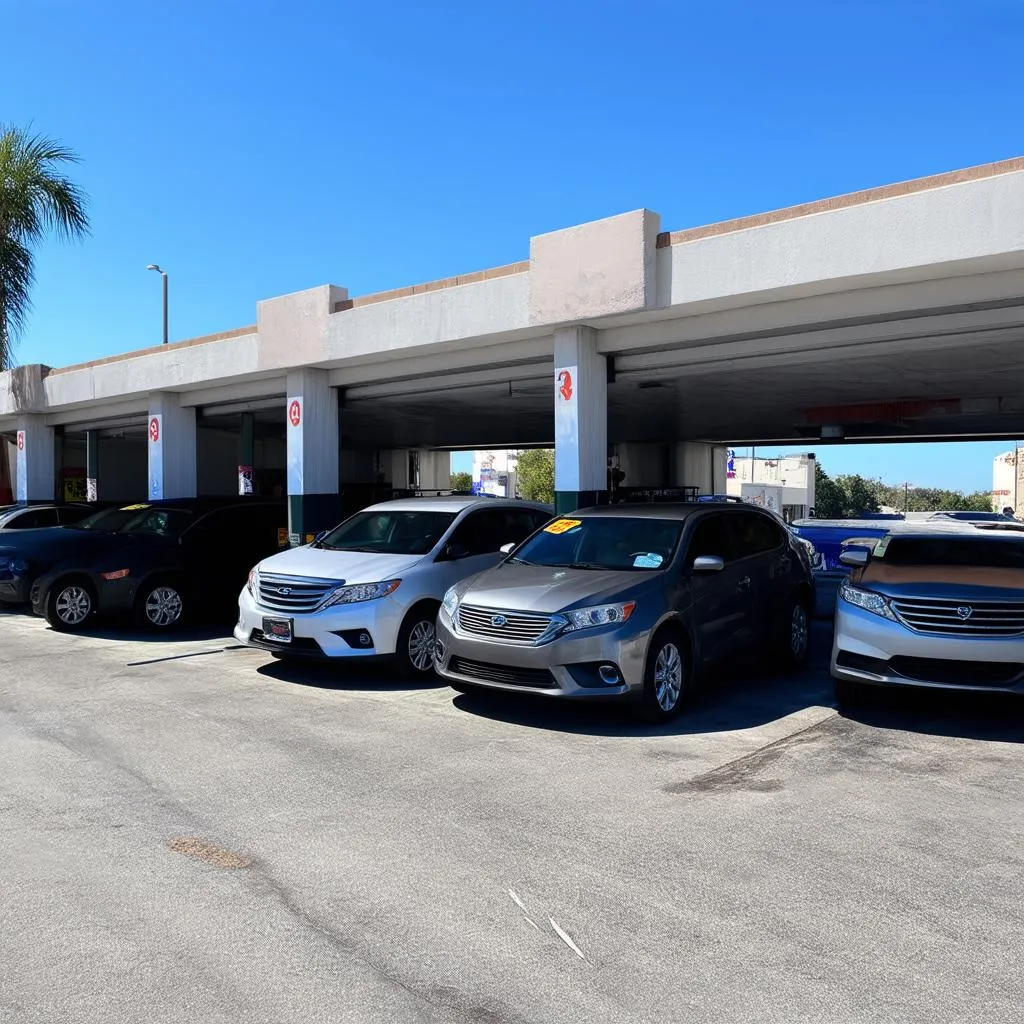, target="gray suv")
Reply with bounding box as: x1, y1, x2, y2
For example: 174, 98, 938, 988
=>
433, 503, 815, 721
